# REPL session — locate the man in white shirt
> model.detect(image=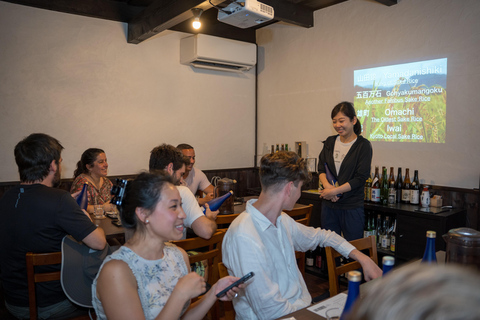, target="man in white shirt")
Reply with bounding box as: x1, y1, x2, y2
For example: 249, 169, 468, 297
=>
222, 151, 382, 320
177, 143, 214, 205
149, 144, 217, 239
